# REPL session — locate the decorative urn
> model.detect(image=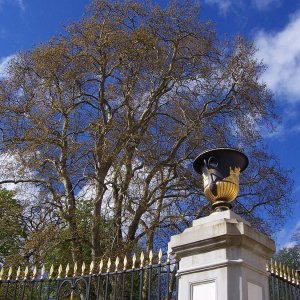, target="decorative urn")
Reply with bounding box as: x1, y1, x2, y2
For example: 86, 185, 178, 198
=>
193, 148, 248, 212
